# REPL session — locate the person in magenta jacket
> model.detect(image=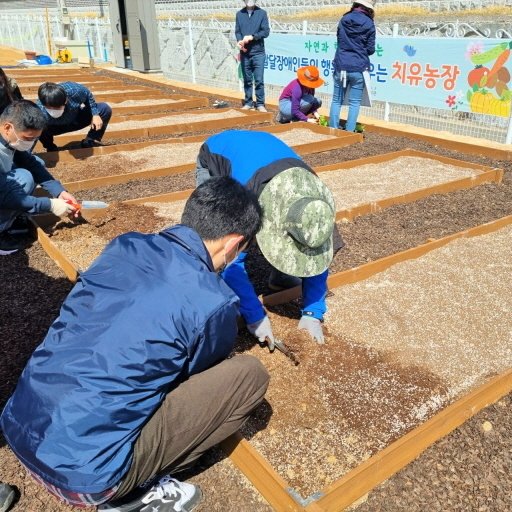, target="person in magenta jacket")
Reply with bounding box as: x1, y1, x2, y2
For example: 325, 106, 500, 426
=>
277, 65, 324, 123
